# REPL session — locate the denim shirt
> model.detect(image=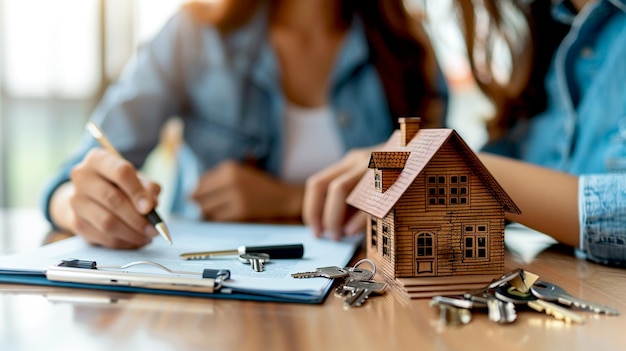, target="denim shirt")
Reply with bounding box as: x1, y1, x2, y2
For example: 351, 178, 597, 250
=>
42, 10, 447, 221
485, 0, 626, 265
